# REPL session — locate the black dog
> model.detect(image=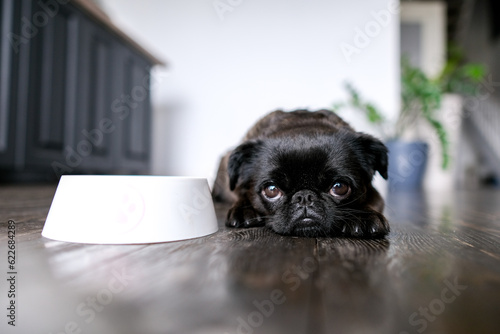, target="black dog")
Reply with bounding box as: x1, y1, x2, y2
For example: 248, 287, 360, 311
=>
212, 109, 389, 238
